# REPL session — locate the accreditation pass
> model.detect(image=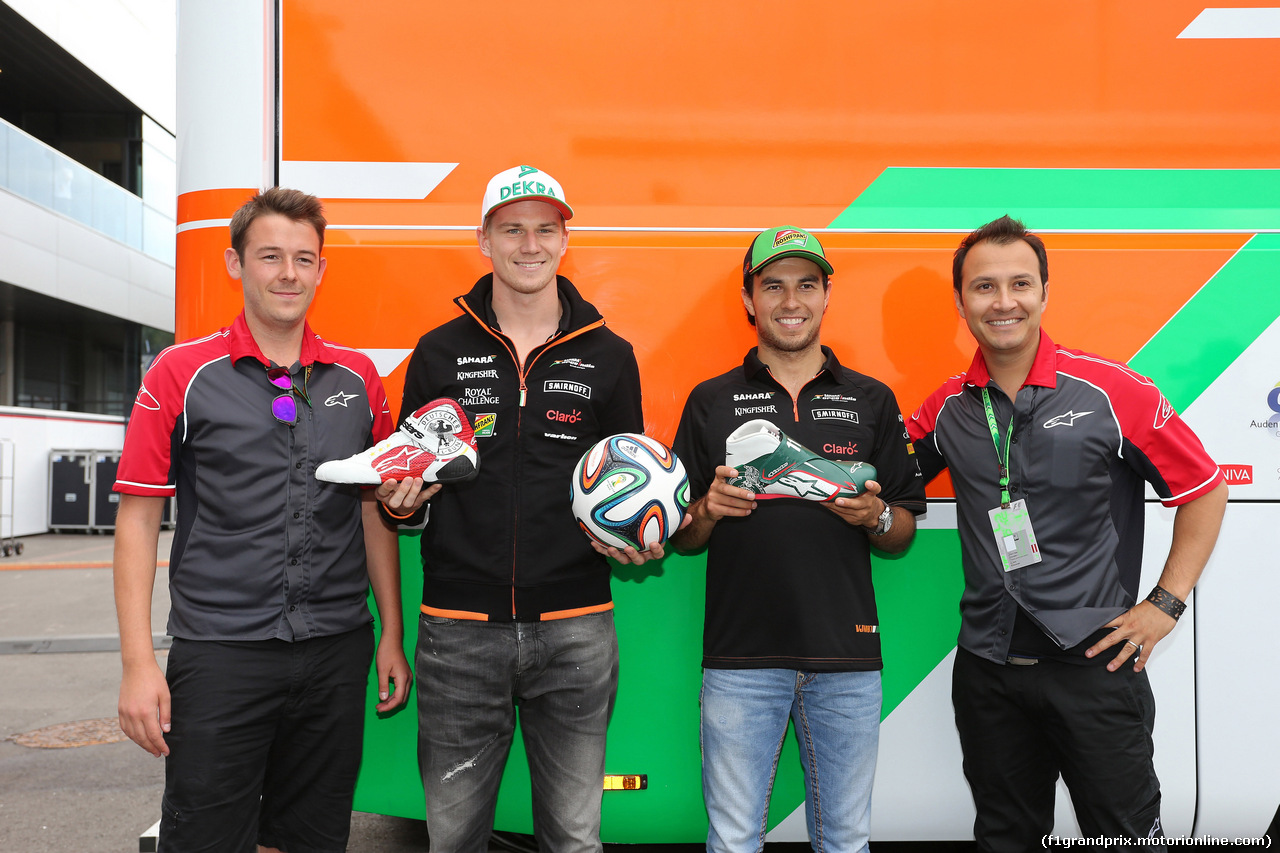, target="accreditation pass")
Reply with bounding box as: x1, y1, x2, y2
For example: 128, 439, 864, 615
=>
988, 499, 1042, 572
